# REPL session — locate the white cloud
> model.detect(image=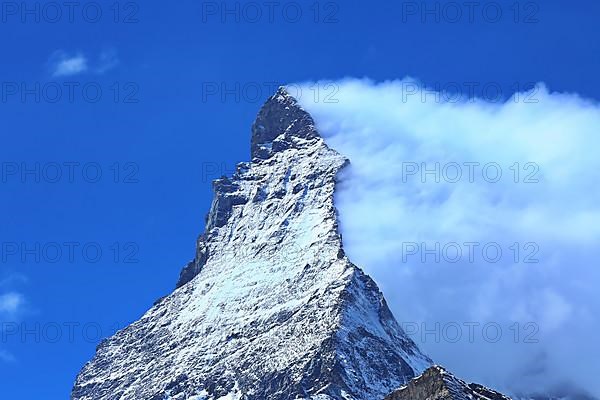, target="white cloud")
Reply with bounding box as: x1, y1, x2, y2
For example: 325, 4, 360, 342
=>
0, 292, 24, 314
294, 78, 600, 398
49, 49, 119, 77
51, 52, 88, 77
0, 275, 26, 363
